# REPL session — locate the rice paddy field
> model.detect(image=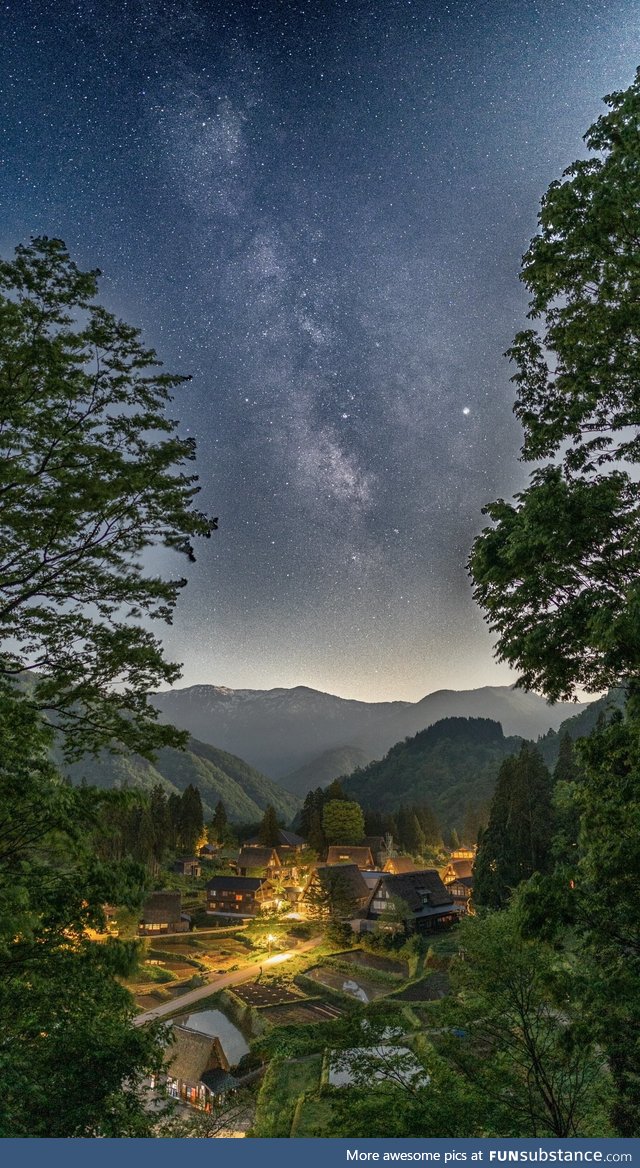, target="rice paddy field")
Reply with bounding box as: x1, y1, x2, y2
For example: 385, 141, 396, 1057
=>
303, 964, 389, 1001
